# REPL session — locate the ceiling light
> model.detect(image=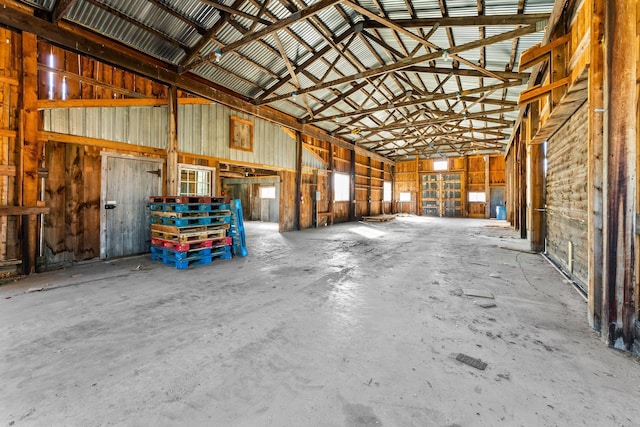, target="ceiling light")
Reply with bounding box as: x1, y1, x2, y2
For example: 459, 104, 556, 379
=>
442, 49, 451, 61
291, 91, 298, 100
214, 50, 222, 63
